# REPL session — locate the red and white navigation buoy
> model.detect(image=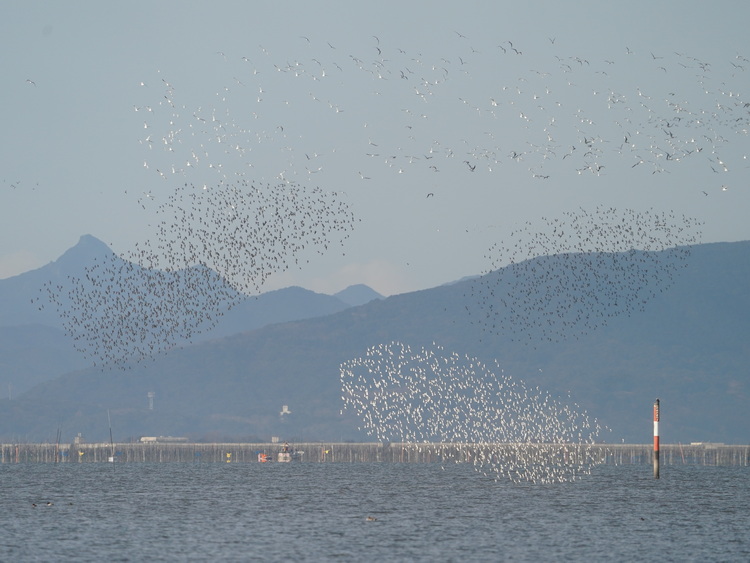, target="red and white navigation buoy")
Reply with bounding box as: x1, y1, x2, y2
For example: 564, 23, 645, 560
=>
653, 398, 660, 479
